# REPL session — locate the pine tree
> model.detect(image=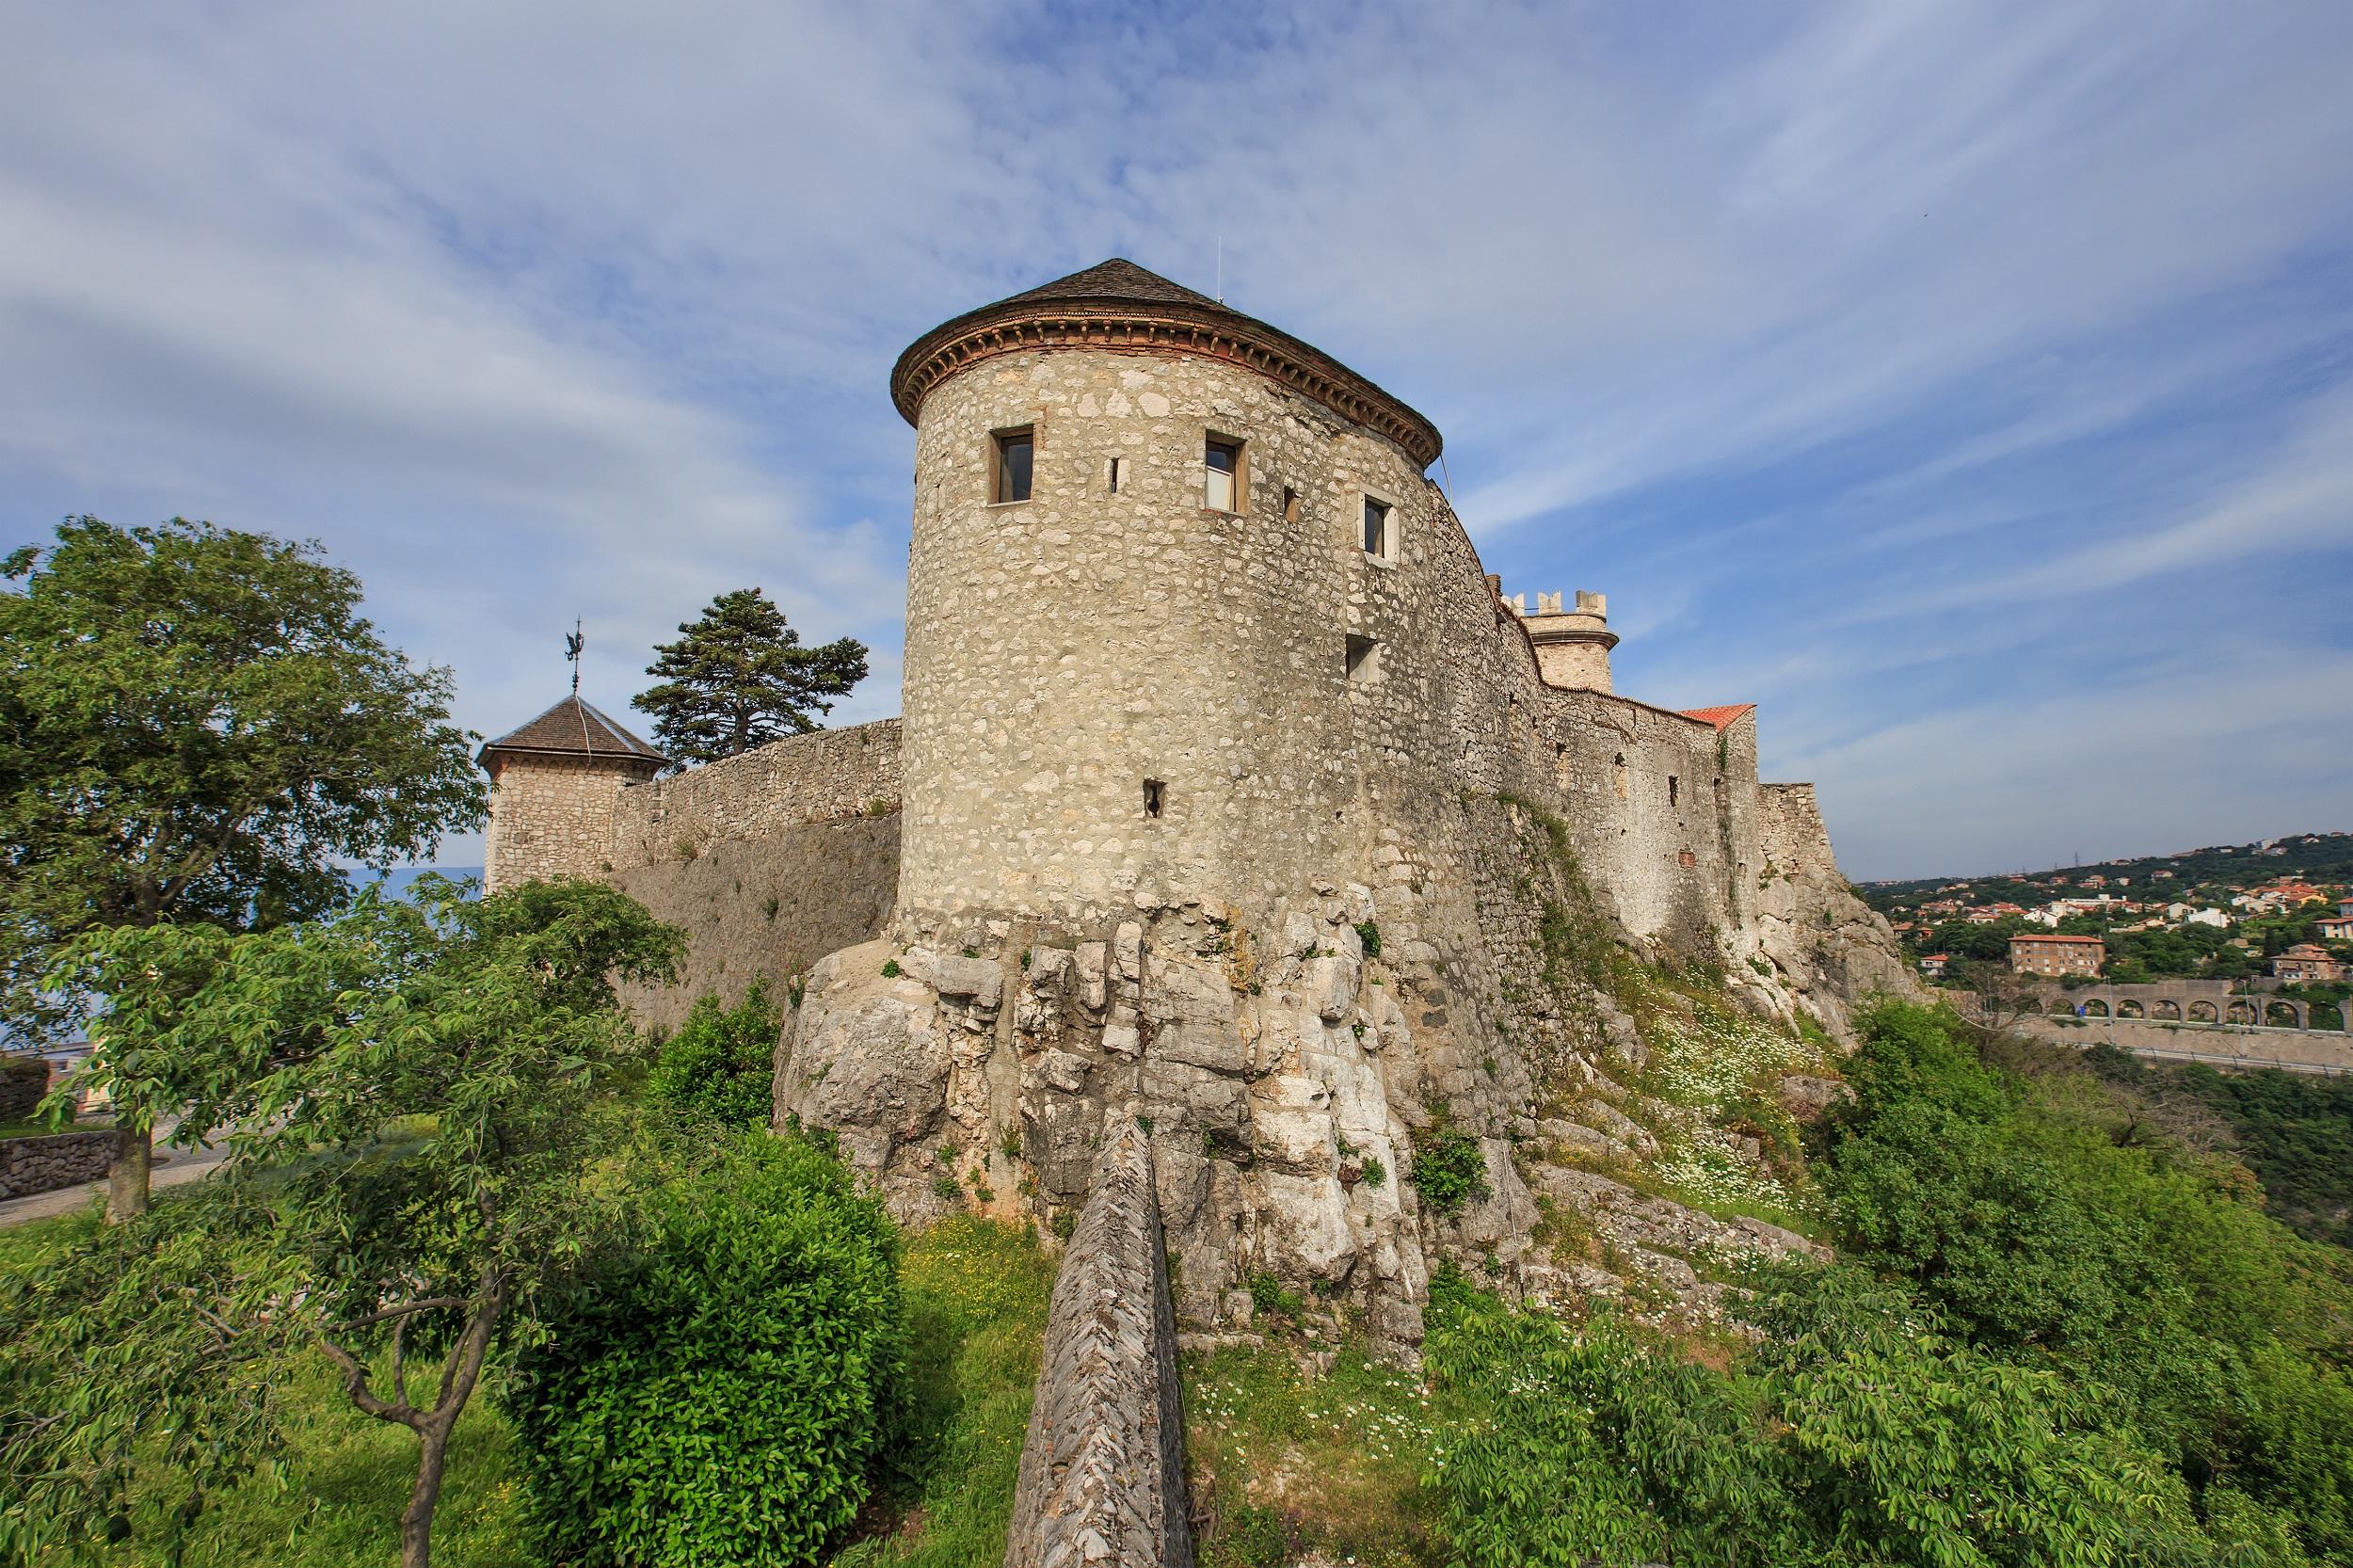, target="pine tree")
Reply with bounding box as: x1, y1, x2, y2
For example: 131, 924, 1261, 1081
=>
634, 588, 868, 763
